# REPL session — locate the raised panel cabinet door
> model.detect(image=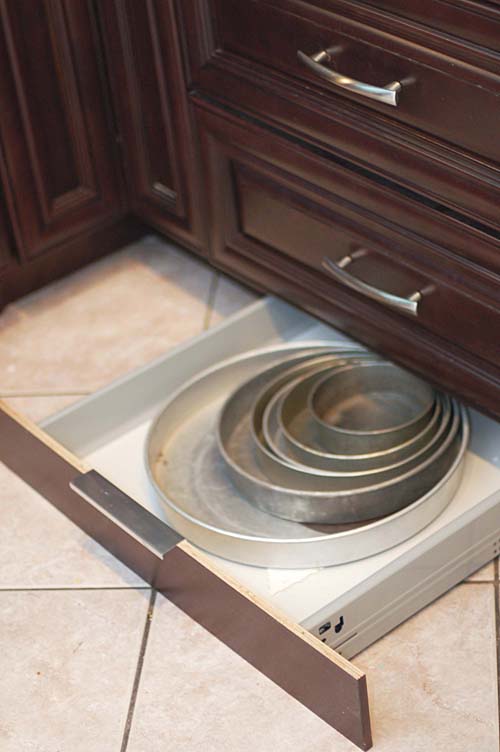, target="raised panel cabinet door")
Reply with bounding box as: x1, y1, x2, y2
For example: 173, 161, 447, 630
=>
99, 0, 206, 253
0, 0, 124, 260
